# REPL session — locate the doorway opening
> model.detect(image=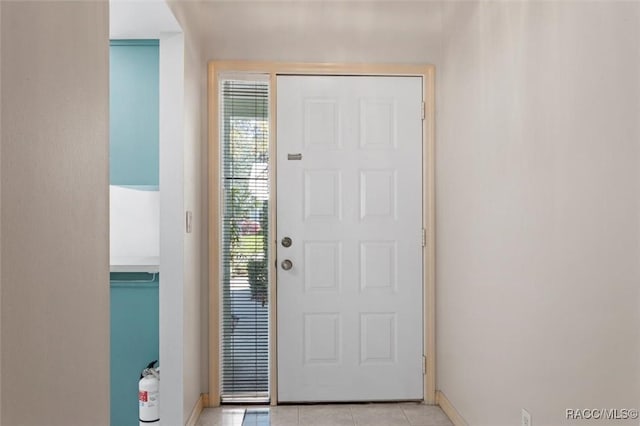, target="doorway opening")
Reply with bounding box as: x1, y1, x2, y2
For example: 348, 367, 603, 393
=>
209, 62, 436, 407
